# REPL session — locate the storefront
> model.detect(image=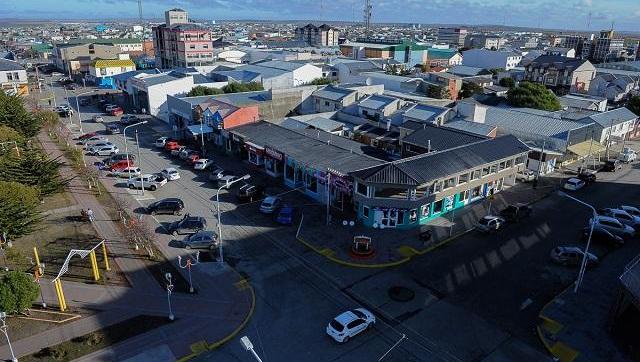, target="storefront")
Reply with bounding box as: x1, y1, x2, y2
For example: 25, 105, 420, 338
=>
264, 146, 284, 177
245, 141, 265, 166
